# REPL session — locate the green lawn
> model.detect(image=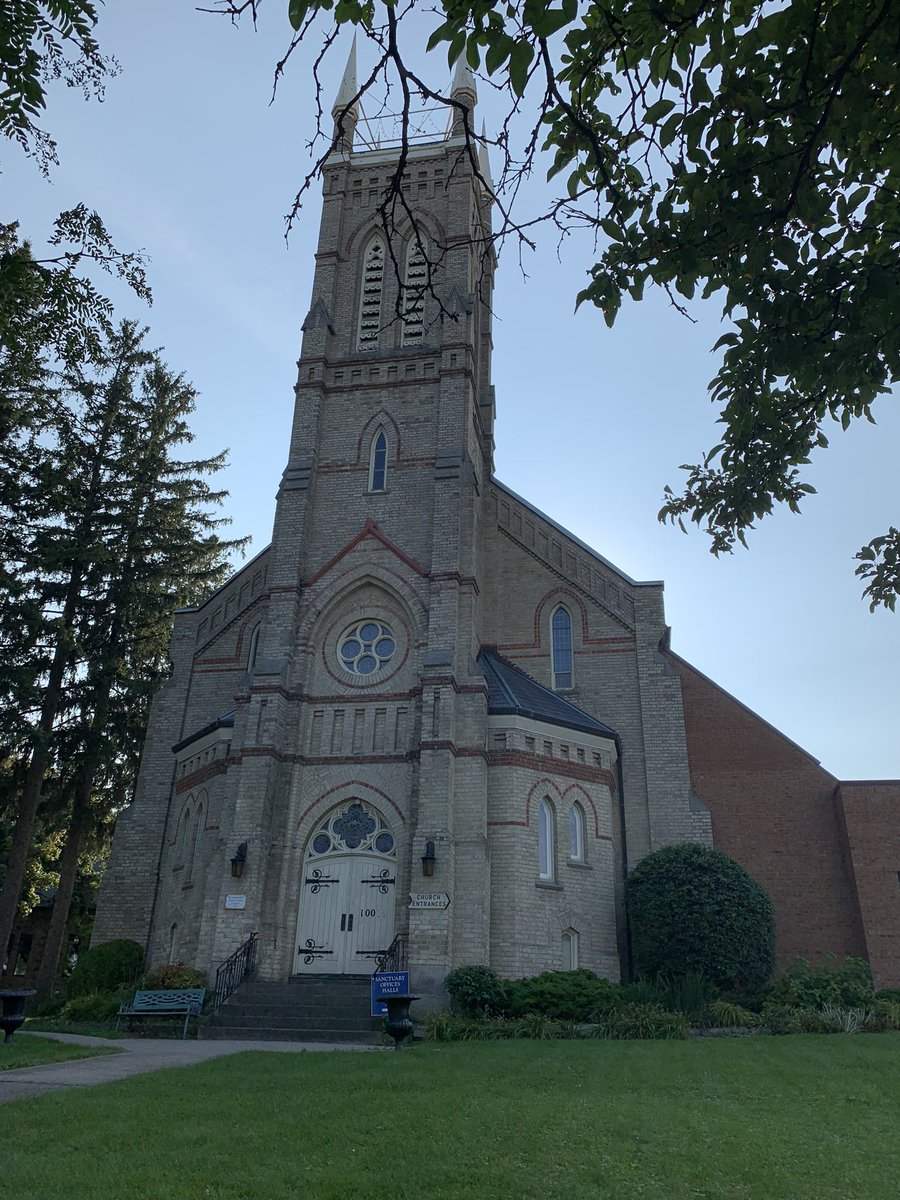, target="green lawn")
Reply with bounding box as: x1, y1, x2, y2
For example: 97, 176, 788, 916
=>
3, 1035, 900, 1199
1, 1033, 118, 1071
